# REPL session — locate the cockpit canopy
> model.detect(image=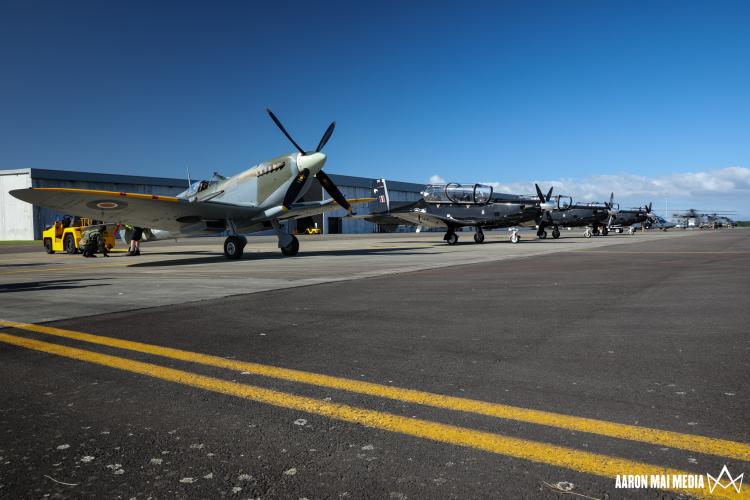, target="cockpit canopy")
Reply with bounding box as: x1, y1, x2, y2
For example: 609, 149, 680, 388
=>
422, 183, 494, 205
178, 179, 215, 199
177, 172, 227, 199
555, 195, 573, 210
